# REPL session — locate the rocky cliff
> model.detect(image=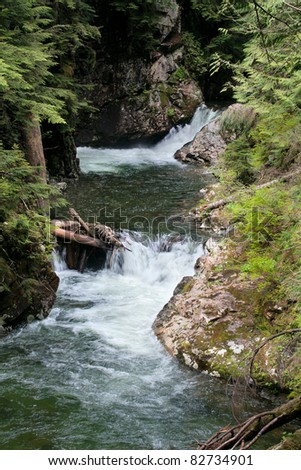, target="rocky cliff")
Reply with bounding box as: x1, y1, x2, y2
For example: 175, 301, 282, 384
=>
76, 1, 202, 146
